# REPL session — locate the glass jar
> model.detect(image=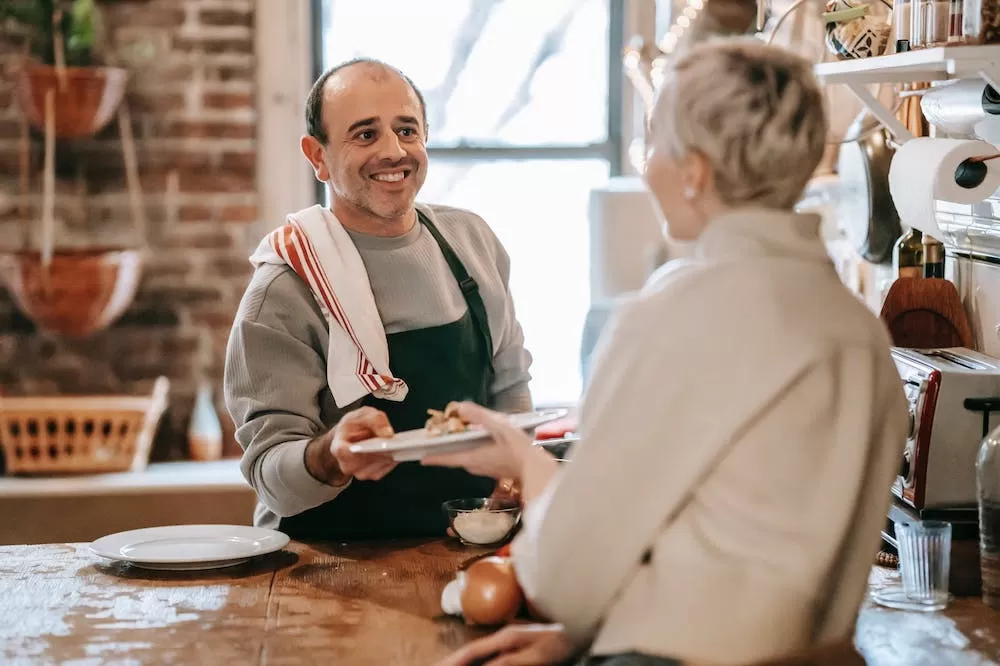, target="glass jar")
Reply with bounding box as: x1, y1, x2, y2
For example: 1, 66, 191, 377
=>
895, 0, 913, 49
963, 0, 1000, 43
911, 0, 928, 46
950, 0, 967, 40
926, 0, 953, 43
